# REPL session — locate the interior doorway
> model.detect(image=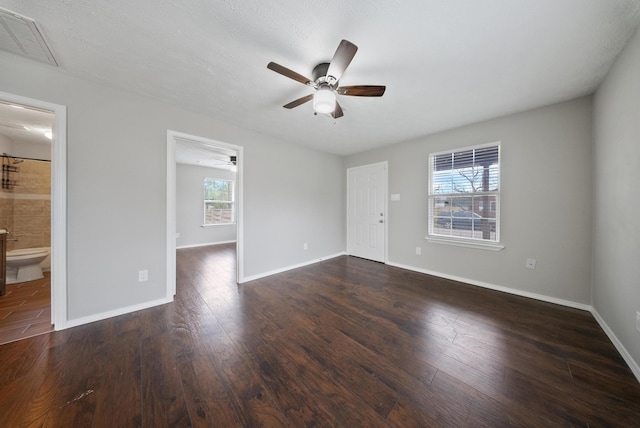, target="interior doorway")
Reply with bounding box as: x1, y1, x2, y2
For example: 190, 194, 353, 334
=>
166, 131, 243, 297
0, 91, 67, 342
